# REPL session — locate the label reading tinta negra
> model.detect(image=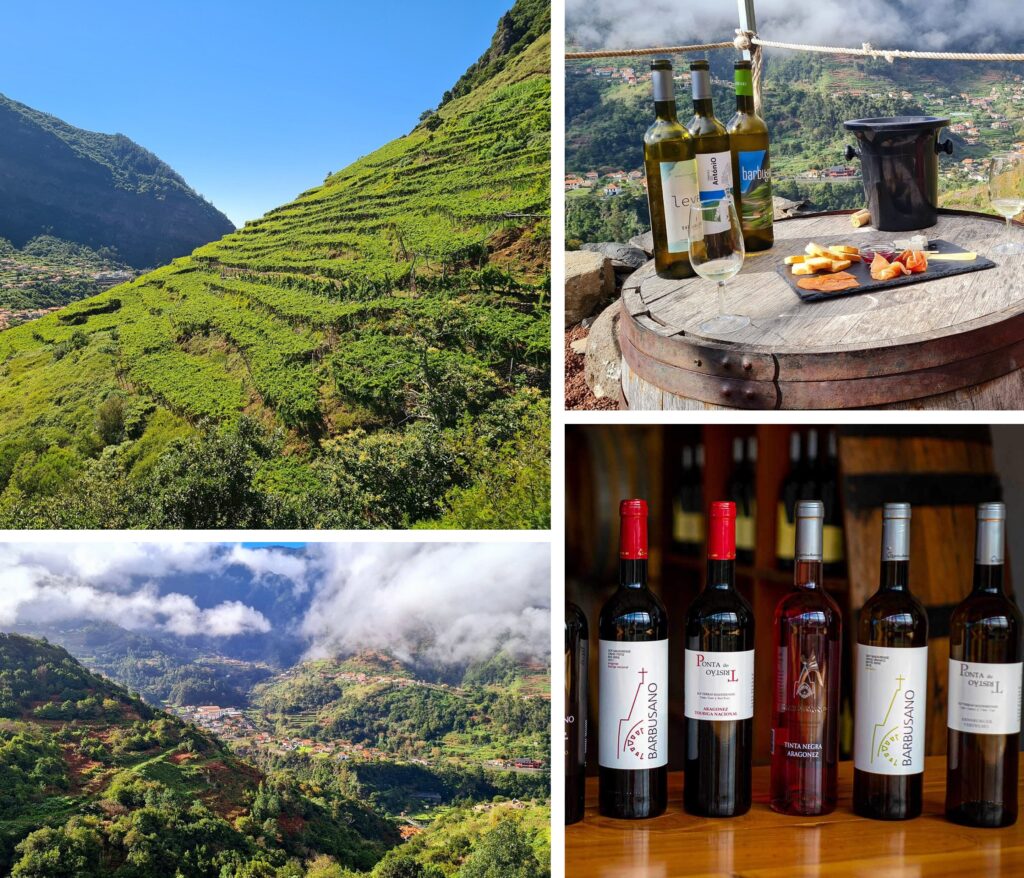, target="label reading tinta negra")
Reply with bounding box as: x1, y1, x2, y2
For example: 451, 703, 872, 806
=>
658, 159, 699, 253
948, 658, 1023, 735
854, 644, 927, 775
599, 639, 668, 769
684, 648, 754, 720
